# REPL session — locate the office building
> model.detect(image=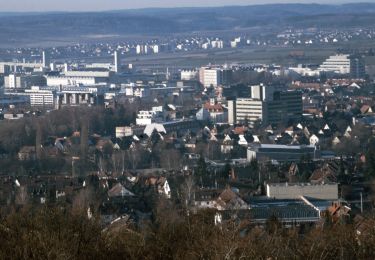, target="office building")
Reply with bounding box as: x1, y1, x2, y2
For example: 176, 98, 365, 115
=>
4, 74, 46, 89
114, 51, 121, 73
22, 85, 107, 108
199, 66, 233, 87
25, 86, 56, 107
229, 98, 264, 124
46, 76, 97, 86
116, 127, 133, 138
221, 68, 233, 85
42, 51, 50, 68
45, 70, 111, 87
63, 71, 111, 78
319, 54, 366, 78
180, 70, 198, 81
199, 66, 222, 87
251, 84, 274, 101
247, 144, 319, 162
46, 70, 111, 86
227, 100, 236, 125
248, 198, 321, 225
318, 54, 365, 75
265, 90, 303, 125
228, 87, 302, 126
350, 55, 366, 79
319, 54, 351, 74
85, 63, 112, 70
0, 62, 43, 74
136, 106, 165, 126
